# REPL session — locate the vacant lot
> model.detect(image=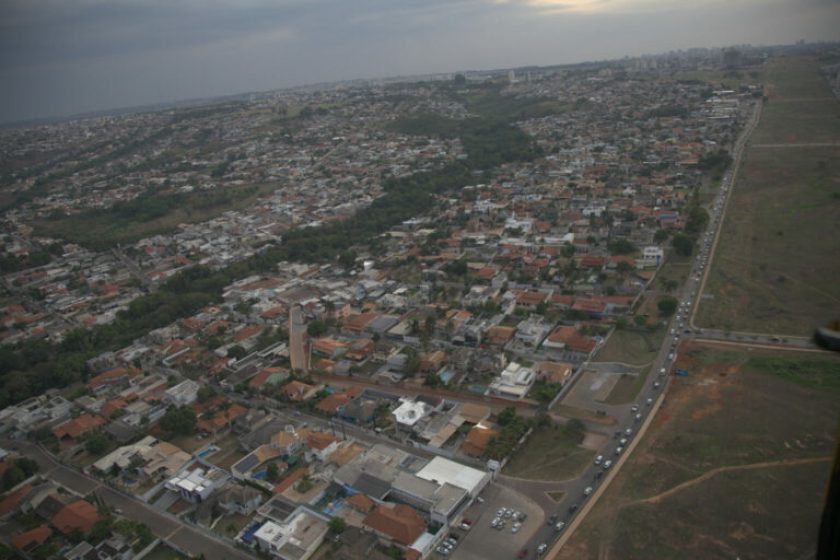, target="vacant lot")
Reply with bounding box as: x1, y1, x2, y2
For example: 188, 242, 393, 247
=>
696, 57, 840, 335
556, 343, 840, 560
504, 425, 594, 481
596, 326, 665, 366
